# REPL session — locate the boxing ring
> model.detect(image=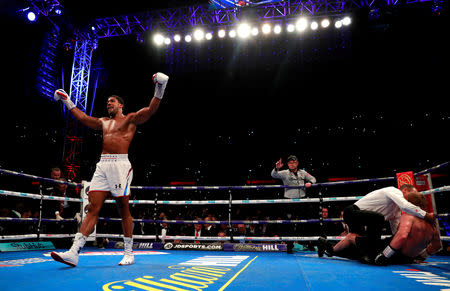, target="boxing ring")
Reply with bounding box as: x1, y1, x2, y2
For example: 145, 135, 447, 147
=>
0, 162, 449, 290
